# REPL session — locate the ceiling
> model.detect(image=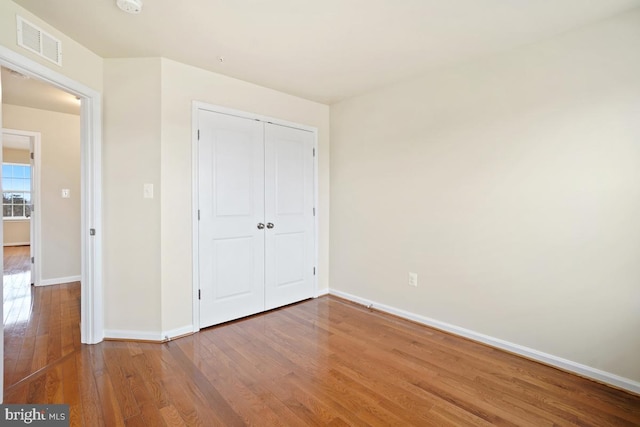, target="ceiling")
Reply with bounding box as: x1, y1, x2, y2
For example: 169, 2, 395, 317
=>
9, 0, 640, 104
1, 67, 80, 115
2, 132, 30, 151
